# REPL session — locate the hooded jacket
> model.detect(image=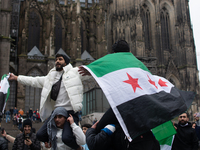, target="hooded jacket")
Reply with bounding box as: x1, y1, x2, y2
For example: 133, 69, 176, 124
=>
17, 64, 89, 121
